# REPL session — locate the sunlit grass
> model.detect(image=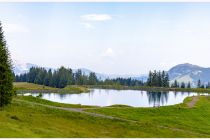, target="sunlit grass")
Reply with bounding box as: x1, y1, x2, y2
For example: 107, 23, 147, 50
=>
13, 82, 90, 94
